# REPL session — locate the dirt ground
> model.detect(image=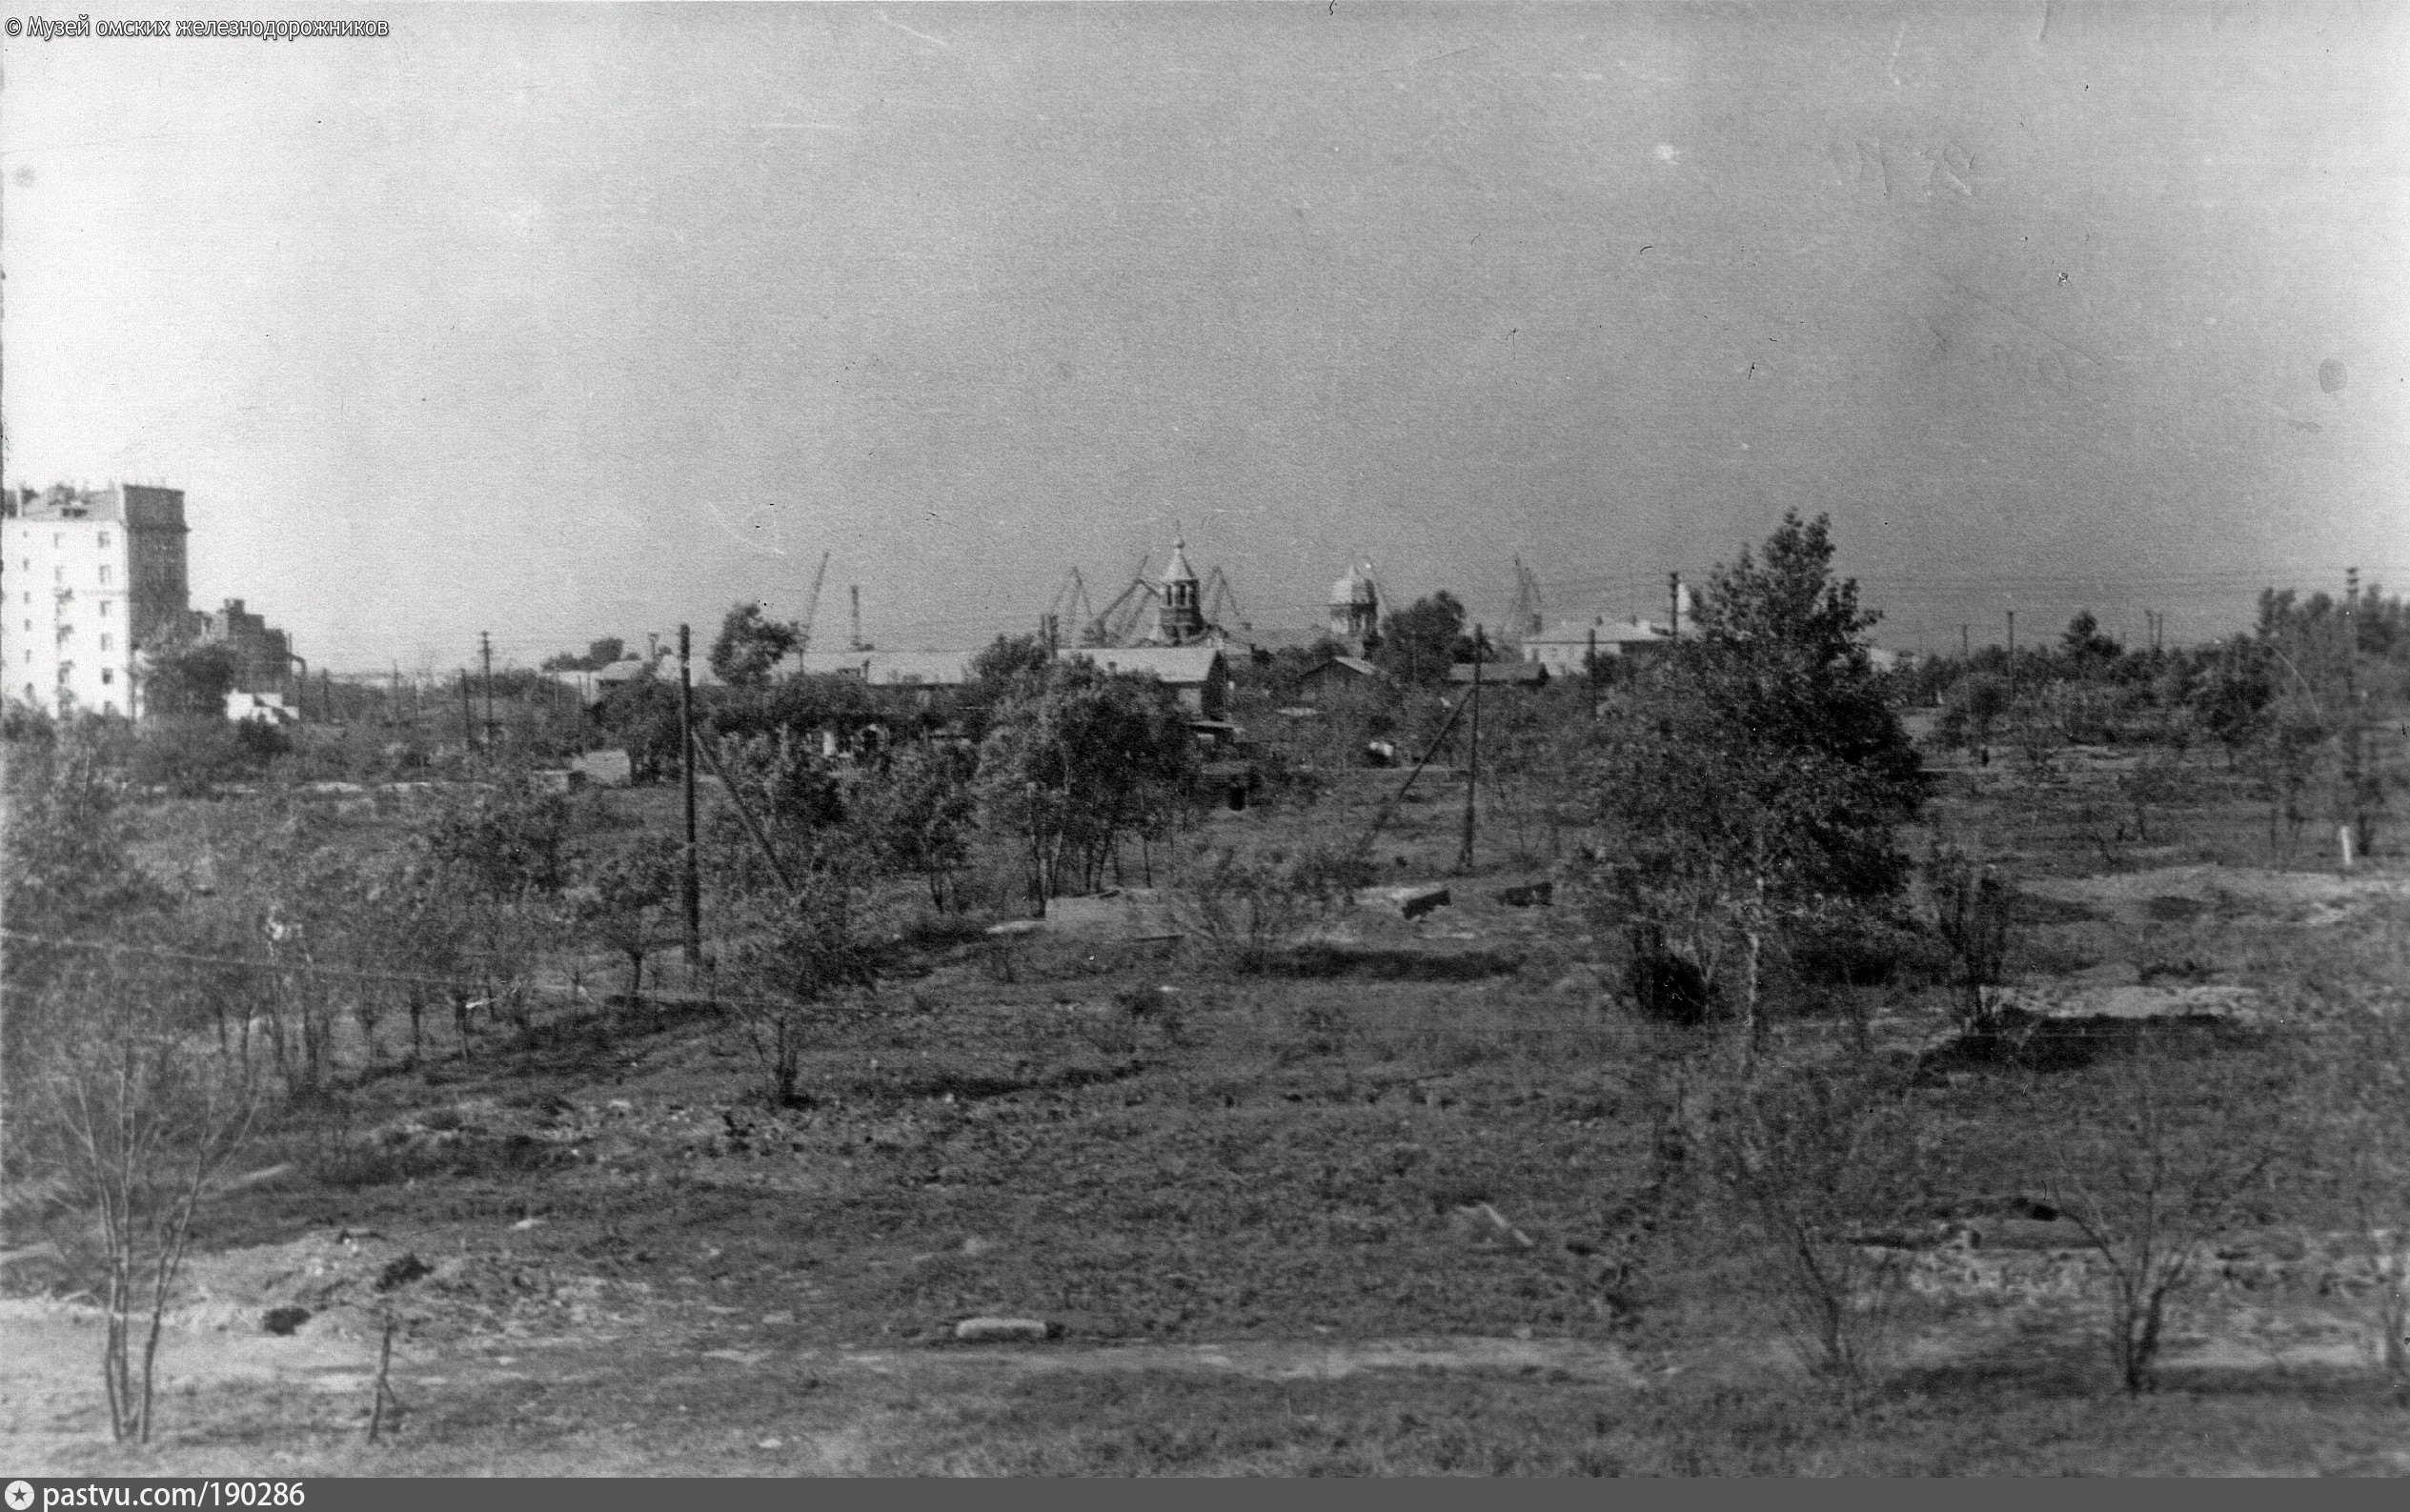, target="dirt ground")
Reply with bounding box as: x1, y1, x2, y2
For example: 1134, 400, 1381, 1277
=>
9, 756, 2410, 1475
